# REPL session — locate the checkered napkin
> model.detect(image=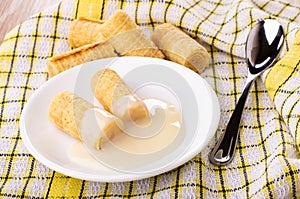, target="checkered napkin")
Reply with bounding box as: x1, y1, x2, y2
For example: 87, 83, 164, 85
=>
1, 0, 300, 198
